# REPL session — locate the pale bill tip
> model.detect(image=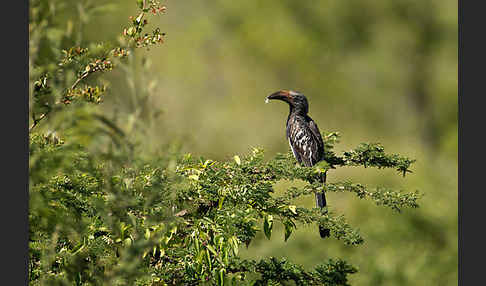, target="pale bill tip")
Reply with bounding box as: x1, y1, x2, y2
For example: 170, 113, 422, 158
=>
265, 97, 270, 104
